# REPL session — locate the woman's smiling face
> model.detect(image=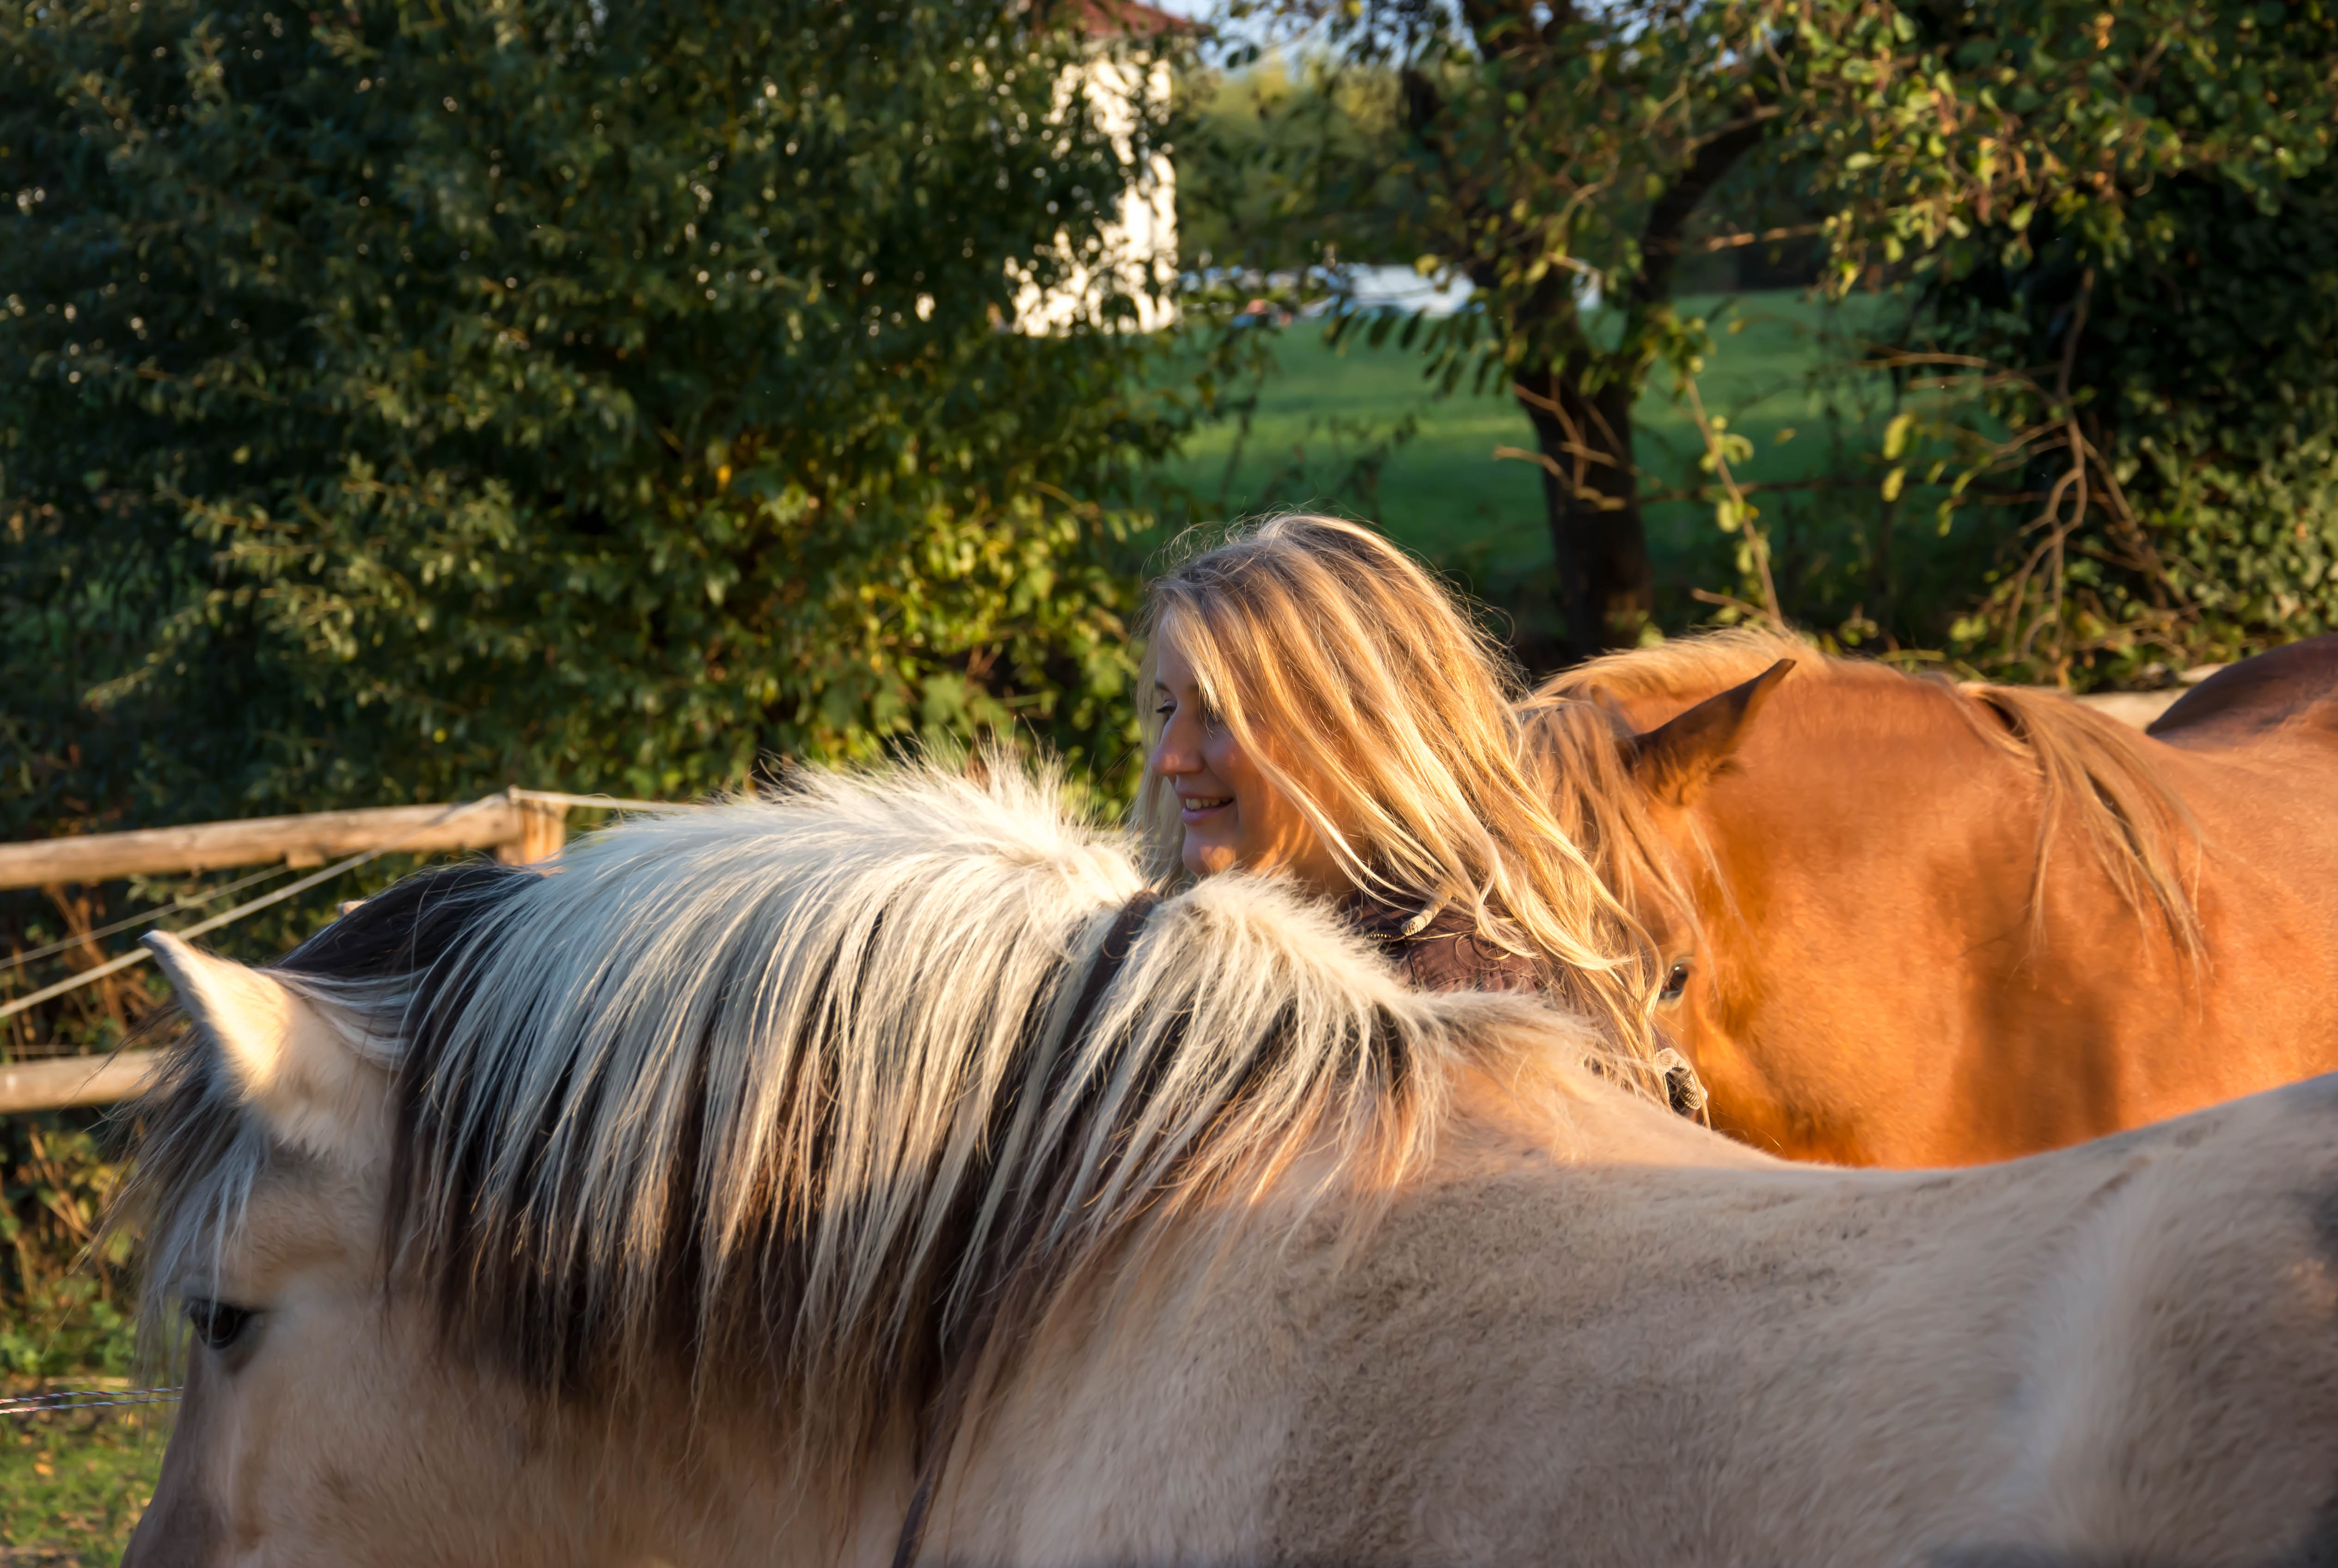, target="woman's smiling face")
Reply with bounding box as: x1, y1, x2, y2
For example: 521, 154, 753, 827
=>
1147, 623, 1348, 895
